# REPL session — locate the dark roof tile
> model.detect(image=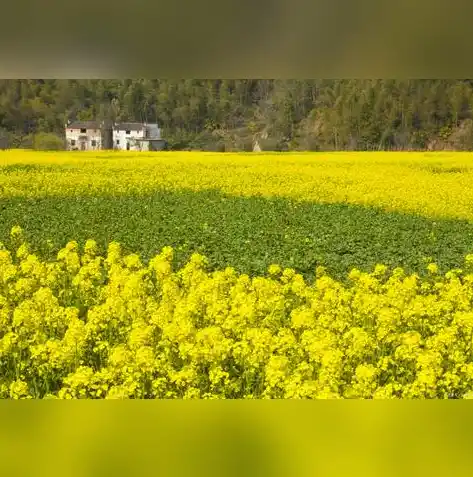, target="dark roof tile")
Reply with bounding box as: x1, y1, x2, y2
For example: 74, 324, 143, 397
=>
67, 121, 101, 130
115, 122, 145, 131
